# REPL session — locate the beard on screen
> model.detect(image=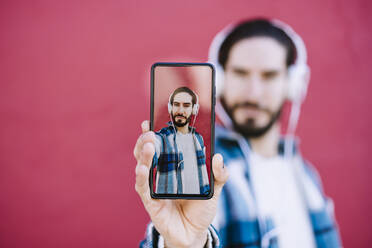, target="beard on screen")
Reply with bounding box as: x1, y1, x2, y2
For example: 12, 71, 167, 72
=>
172, 113, 192, 127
